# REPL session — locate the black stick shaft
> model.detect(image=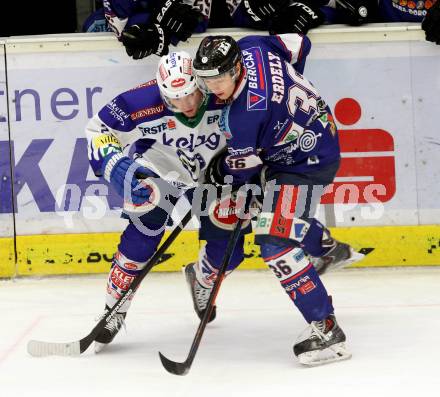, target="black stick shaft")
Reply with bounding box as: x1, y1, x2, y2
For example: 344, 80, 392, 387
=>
159, 217, 244, 375
80, 209, 194, 352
